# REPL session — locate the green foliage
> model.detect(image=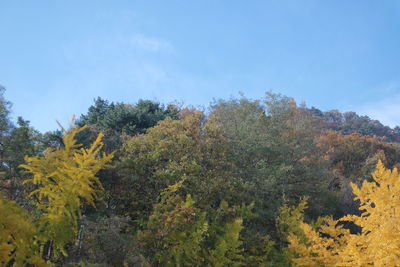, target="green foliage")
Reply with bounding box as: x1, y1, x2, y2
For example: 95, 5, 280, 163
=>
205, 200, 258, 266
1, 118, 42, 199
118, 109, 235, 223
0, 87, 15, 195
206, 218, 244, 267
210, 93, 334, 233
309, 107, 400, 142
0, 86, 12, 136
138, 179, 209, 266
276, 197, 308, 245
78, 98, 179, 152
138, 179, 248, 267
3, 91, 400, 265
4, 117, 39, 169
74, 215, 146, 266
79, 98, 179, 135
